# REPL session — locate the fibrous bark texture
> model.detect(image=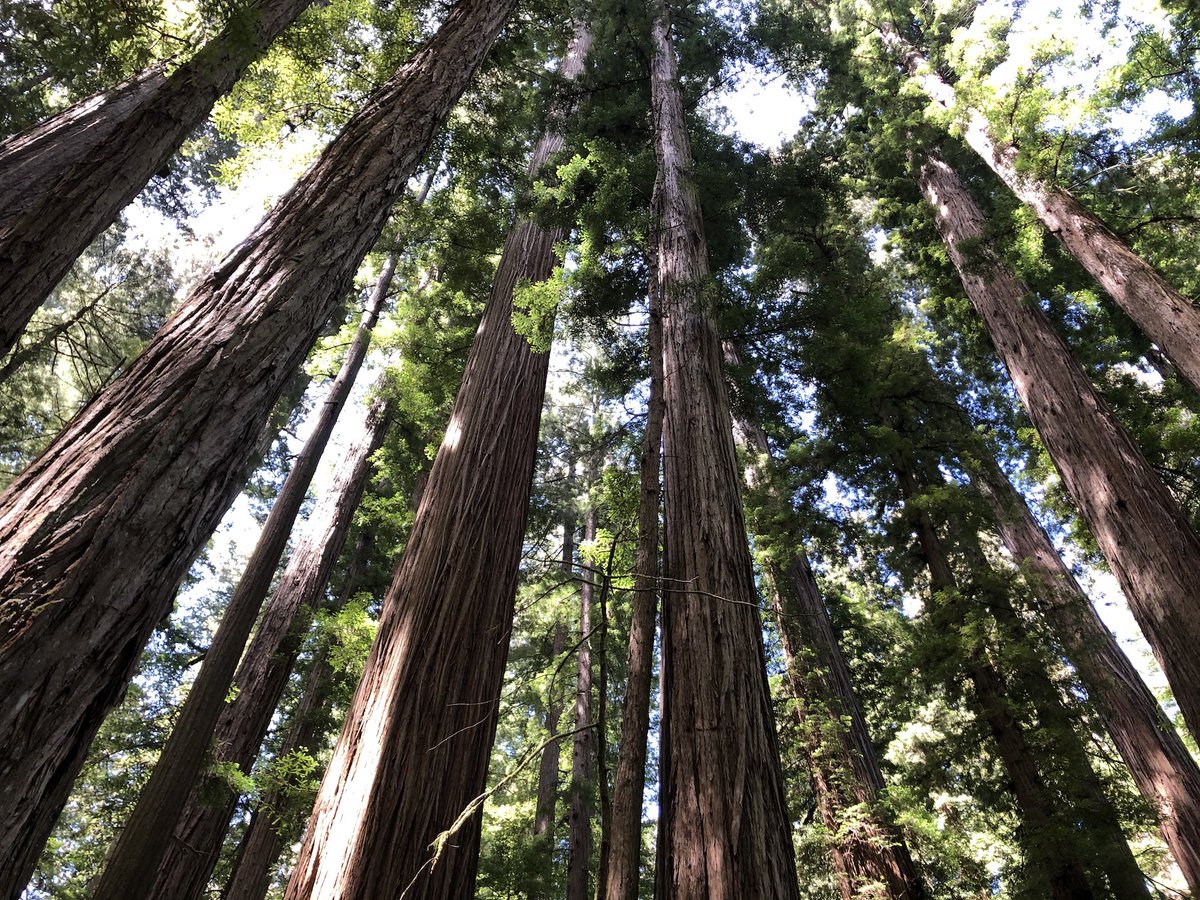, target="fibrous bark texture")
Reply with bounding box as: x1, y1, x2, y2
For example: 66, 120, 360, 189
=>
0, 1, 513, 887
282, 27, 592, 900
604, 294, 663, 900
568, 504, 597, 900
970, 449, 1200, 892
649, 2, 799, 896
94, 256, 394, 900
0, 0, 315, 358
886, 30, 1200, 397
919, 153, 1200, 742
737, 418, 925, 900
